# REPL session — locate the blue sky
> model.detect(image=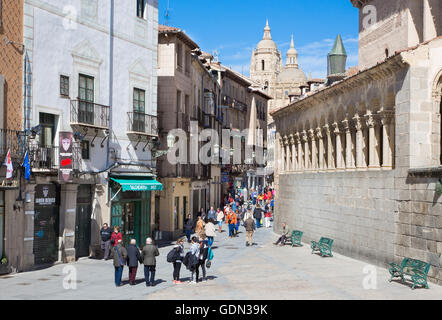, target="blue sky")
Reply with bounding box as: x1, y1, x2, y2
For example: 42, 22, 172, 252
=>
159, 0, 359, 79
